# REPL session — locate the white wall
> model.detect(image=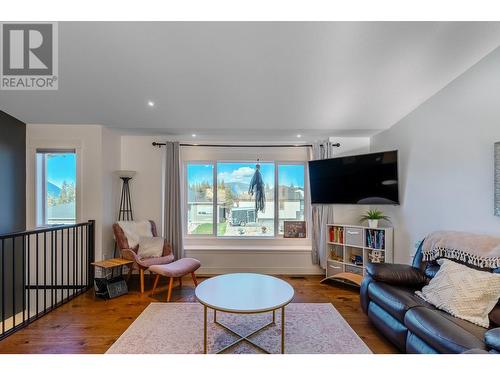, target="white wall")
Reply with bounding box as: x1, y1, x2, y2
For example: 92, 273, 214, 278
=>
371, 46, 500, 264
101, 127, 122, 259
27, 124, 123, 261
119, 136, 370, 274
27, 124, 104, 260
120, 136, 164, 228
25, 127, 370, 271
